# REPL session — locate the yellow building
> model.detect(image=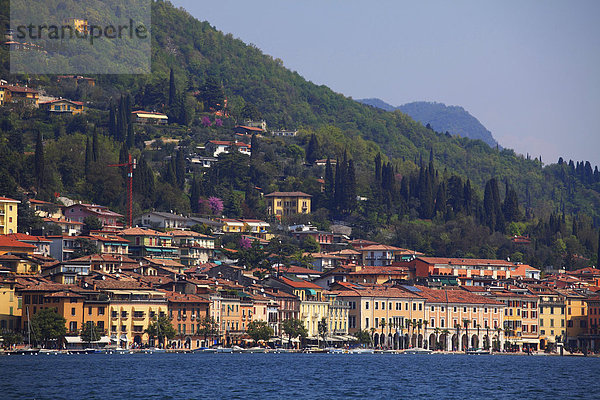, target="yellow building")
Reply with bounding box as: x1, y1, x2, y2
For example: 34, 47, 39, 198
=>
265, 191, 312, 216
0, 85, 39, 107
334, 283, 426, 349
0, 197, 19, 234
107, 289, 168, 348
39, 99, 85, 115
488, 292, 539, 351
218, 219, 245, 234
0, 276, 20, 331
325, 291, 350, 336
535, 288, 565, 350
560, 289, 588, 349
